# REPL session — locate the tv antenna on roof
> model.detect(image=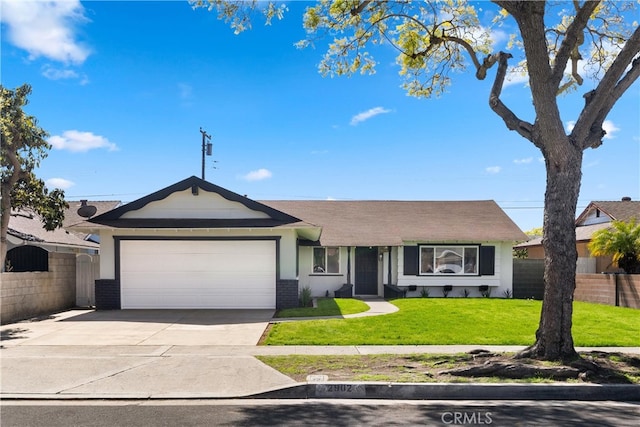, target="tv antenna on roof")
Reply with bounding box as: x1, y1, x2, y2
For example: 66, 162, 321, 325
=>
199, 127, 212, 180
